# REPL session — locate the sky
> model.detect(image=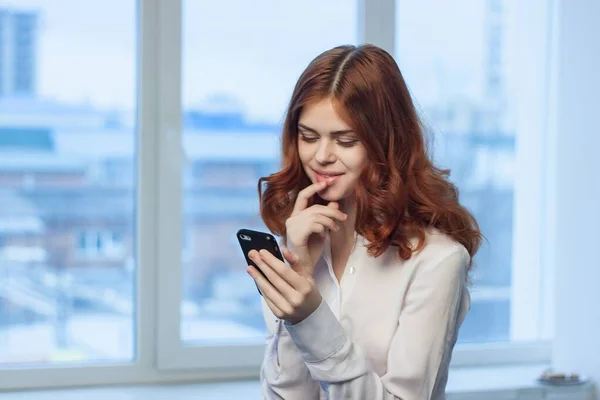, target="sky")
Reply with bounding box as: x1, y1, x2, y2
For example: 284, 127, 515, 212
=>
0, 0, 517, 123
